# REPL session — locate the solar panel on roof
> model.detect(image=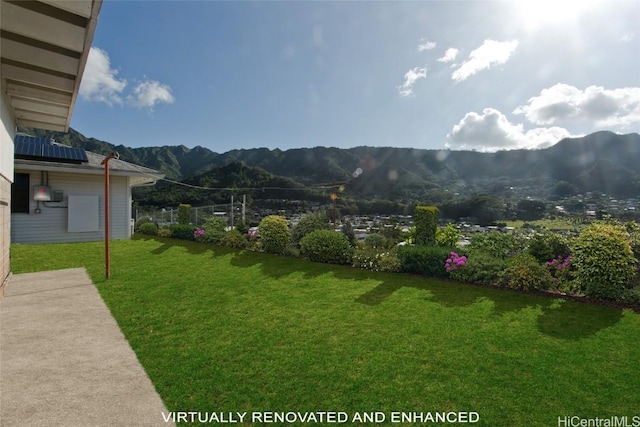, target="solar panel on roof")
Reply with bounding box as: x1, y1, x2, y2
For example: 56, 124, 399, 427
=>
14, 135, 88, 163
